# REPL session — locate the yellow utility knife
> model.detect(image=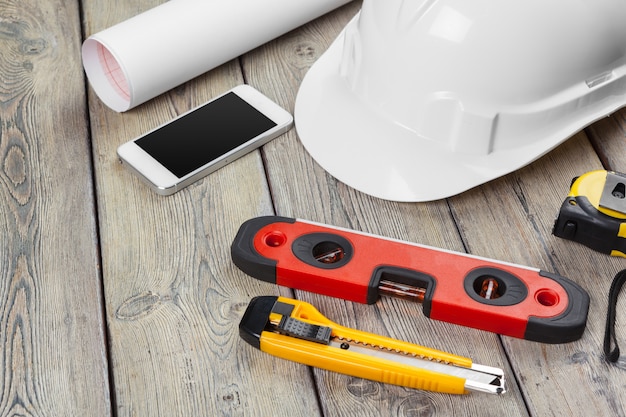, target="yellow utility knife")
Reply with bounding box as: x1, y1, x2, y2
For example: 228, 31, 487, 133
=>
239, 296, 506, 395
